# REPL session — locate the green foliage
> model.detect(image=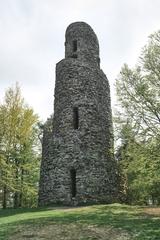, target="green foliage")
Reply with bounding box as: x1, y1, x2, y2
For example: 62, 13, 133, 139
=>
0, 83, 41, 208
116, 31, 160, 137
115, 30, 160, 204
